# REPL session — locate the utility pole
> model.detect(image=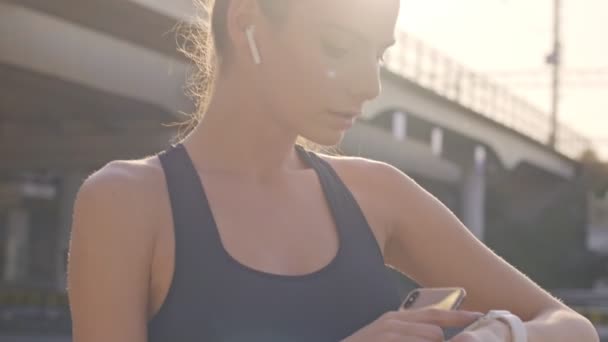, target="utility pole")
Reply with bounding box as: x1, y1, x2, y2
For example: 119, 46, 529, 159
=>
547, 0, 562, 148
